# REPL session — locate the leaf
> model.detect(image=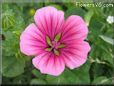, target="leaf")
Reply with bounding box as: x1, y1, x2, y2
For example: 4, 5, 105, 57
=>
90, 63, 113, 79
84, 10, 94, 26
32, 69, 42, 78
65, 6, 86, 18
72, 61, 90, 84
92, 76, 112, 84
30, 79, 46, 85
2, 31, 21, 56
14, 15, 25, 30
32, 69, 47, 79
46, 73, 67, 84
99, 35, 114, 45
2, 56, 25, 77
2, 30, 27, 77
88, 16, 103, 42
2, 9, 15, 30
